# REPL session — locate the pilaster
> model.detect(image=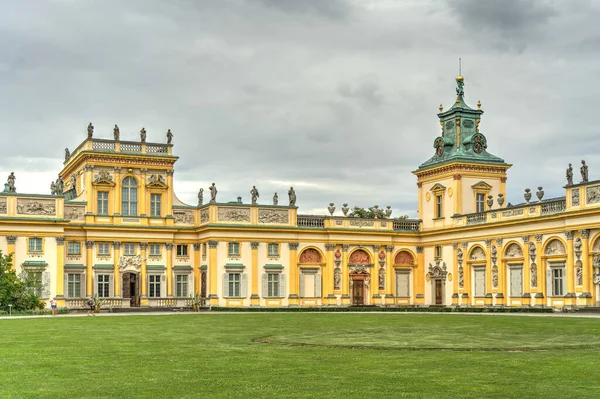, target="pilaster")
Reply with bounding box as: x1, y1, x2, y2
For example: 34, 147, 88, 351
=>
208, 240, 218, 305
139, 169, 148, 217
85, 240, 94, 296
139, 242, 148, 303
166, 170, 174, 217
565, 231, 575, 306
193, 243, 201, 295
415, 246, 424, 304
250, 242, 260, 306
452, 243, 459, 305
6, 235, 17, 269
495, 238, 505, 305
324, 244, 336, 305
484, 240, 493, 306
113, 167, 121, 215
84, 166, 93, 214
341, 244, 350, 305
288, 242, 299, 306
166, 242, 174, 297
579, 229, 592, 305
385, 245, 394, 305
113, 242, 121, 297
55, 237, 65, 299
522, 236, 531, 306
